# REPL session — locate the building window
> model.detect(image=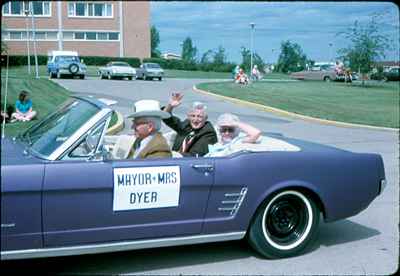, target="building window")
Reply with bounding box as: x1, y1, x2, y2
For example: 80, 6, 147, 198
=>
63, 32, 74, 40
109, 33, 119, 40
97, 32, 108, 40
10, 31, 22, 40
74, 32, 85, 40
2, 29, 120, 42
3, 30, 58, 41
67, 2, 113, 18
86, 32, 96, 40
2, 1, 51, 16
